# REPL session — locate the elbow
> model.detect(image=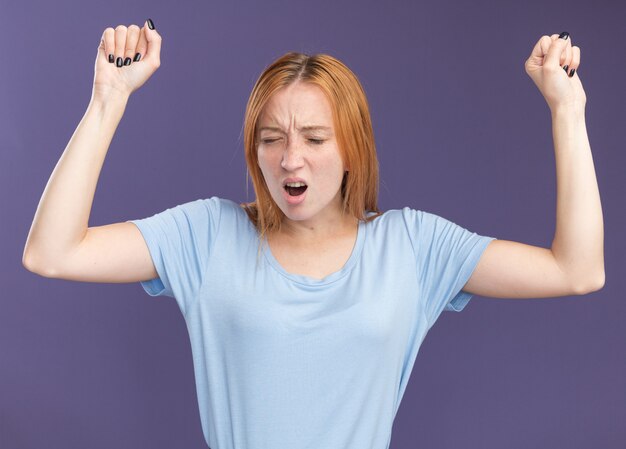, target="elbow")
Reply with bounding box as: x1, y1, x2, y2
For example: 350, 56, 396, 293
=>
22, 244, 38, 271
572, 271, 605, 295
22, 250, 36, 272
591, 271, 606, 292
22, 250, 53, 277
22, 254, 41, 275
